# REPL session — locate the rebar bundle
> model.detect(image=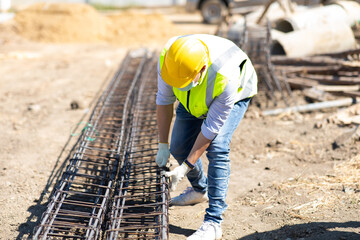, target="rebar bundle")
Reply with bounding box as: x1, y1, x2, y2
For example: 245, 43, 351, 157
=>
106, 52, 169, 240
218, 18, 293, 107
33, 49, 169, 240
